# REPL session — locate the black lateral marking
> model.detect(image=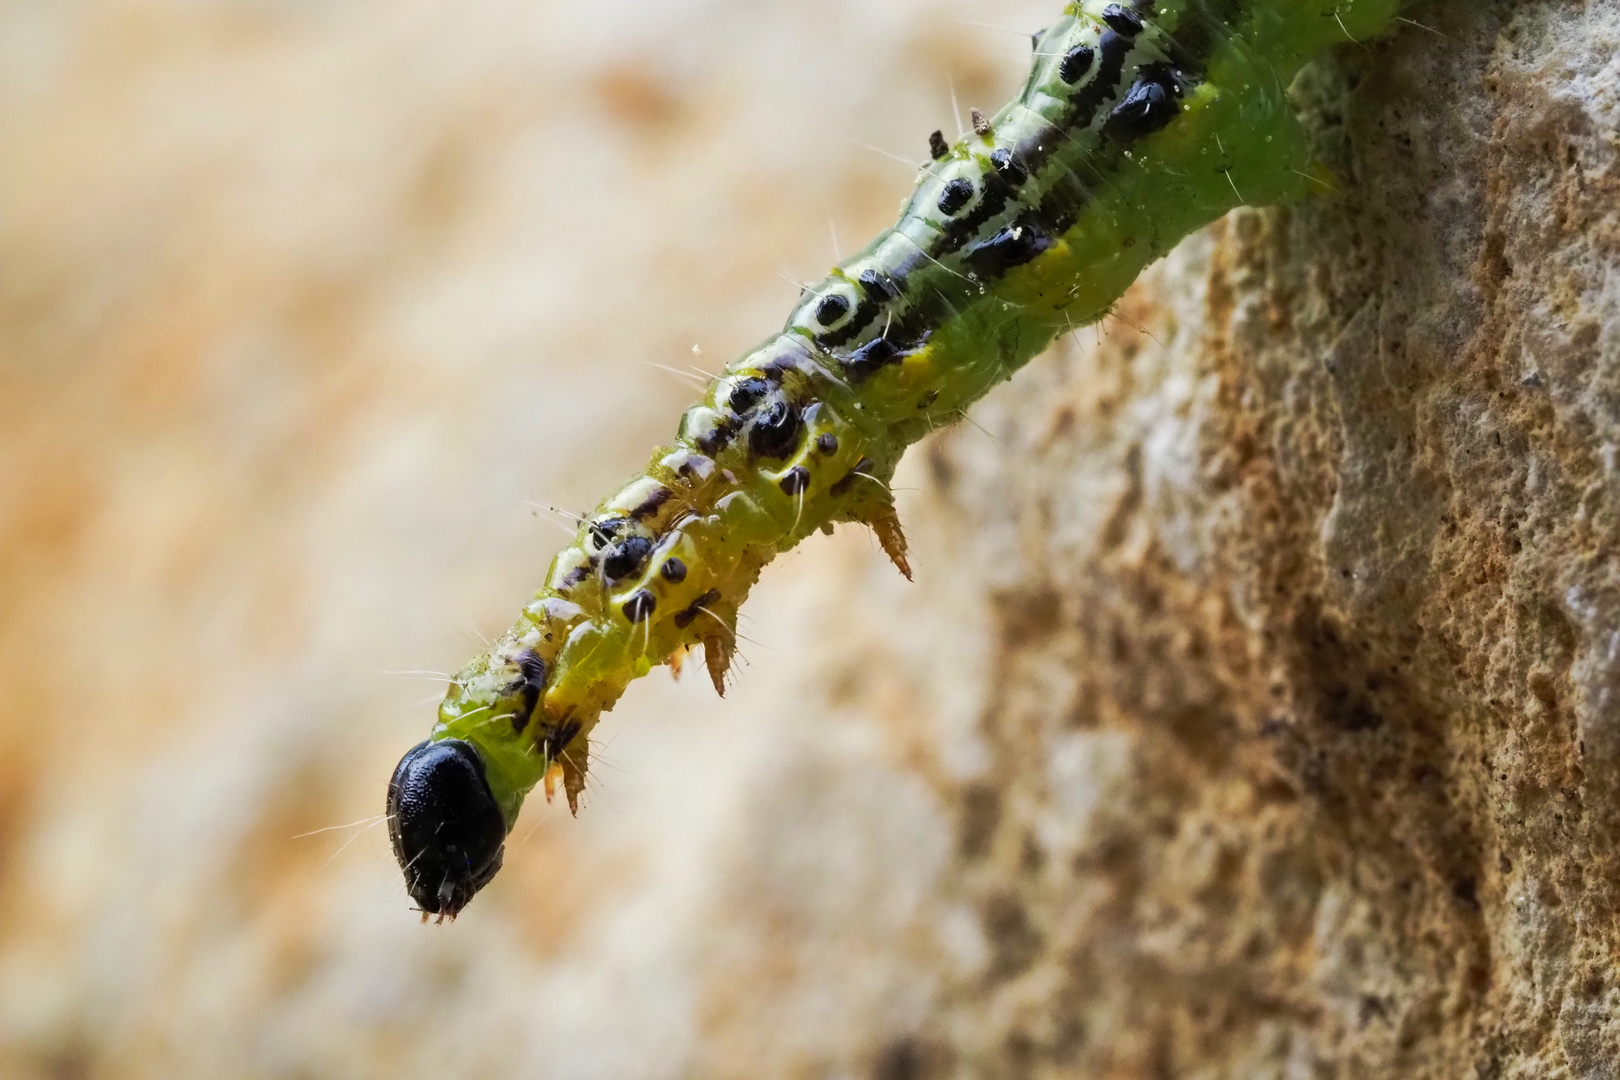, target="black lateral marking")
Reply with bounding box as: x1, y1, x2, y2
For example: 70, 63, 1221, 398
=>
507, 649, 547, 734
842, 336, 901, 381
629, 485, 672, 520
1103, 65, 1181, 143
622, 589, 657, 623
542, 719, 582, 761
816, 433, 838, 455
830, 457, 875, 499
838, 324, 931, 382
673, 588, 722, 629
694, 417, 736, 456
660, 557, 687, 583
965, 214, 1055, 279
